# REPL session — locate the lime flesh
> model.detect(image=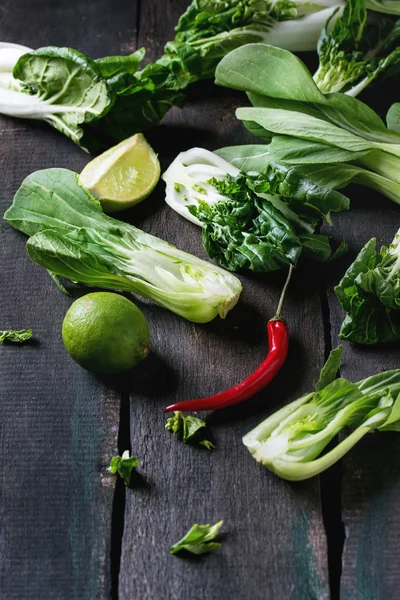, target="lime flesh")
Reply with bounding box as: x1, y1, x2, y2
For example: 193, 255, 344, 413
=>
79, 133, 160, 213
62, 292, 151, 374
